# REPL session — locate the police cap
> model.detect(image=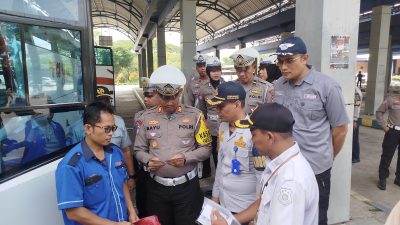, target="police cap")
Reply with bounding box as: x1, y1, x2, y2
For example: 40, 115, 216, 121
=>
207, 81, 246, 106
206, 56, 221, 67
141, 77, 157, 93
149, 65, 186, 96
230, 47, 259, 67
249, 103, 295, 133
96, 86, 112, 99
193, 54, 207, 65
